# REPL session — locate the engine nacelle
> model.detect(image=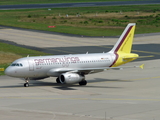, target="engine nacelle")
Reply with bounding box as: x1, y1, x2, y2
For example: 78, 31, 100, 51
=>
59, 73, 84, 84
